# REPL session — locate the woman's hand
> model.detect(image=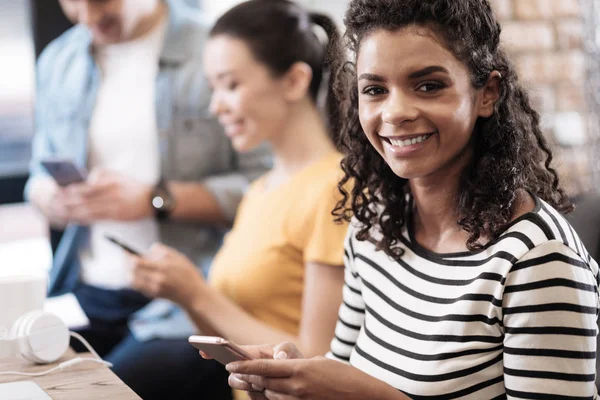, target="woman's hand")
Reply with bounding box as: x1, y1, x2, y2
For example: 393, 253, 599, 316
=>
226, 343, 404, 400
130, 243, 206, 307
